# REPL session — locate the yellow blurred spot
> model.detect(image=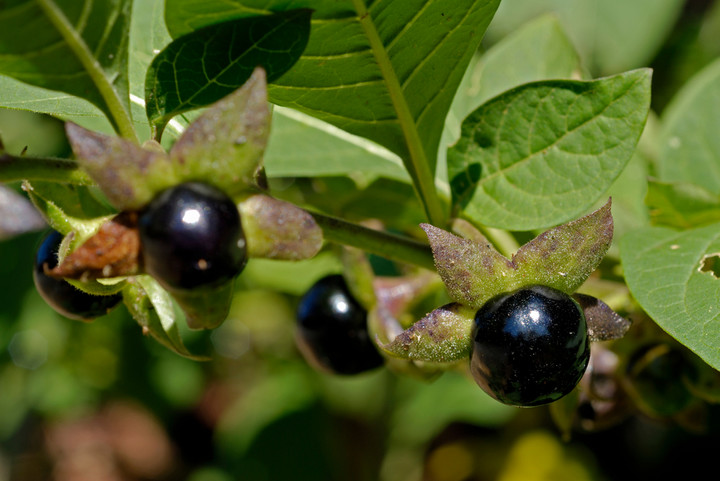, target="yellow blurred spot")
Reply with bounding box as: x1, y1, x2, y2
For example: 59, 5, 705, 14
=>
426, 442, 474, 481
498, 430, 594, 481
